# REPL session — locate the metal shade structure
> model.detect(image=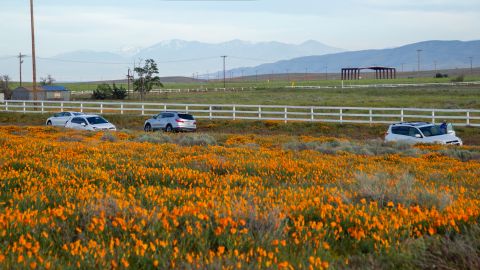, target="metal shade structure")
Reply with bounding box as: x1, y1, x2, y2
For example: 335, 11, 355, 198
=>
341, 66, 397, 80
